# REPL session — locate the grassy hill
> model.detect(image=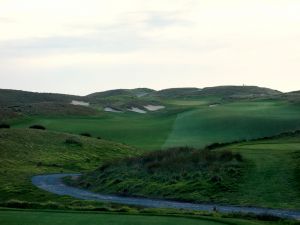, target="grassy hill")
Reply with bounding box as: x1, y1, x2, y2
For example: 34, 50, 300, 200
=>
163, 100, 300, 149
71, 131, 300, 210
150, 86, 281, 100
0, 128, 139, 203
0, 89, 80, 106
